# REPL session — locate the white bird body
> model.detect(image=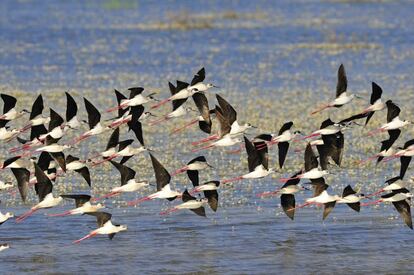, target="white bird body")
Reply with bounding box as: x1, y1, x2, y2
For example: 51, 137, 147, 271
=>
306, 190, 340, 204
331, 92, 355, 106
112, 180, 148, 193
94, 220, 127, 235
310, 139, 324, 146
194, 183, 219, 192
69, 202, 104, 215
149, 185, 181, 200
66, 160, 86, 171
365, 99, 386, 112
30, 115, 50, 126
312, 127, 340, 136
229, 121, 252, 136
187, 83, 212, 92
175, 199, 207, 210
36, 144, 70, 153
0, 211, 13, 224
117, 146, 146, 157
187, 161, 210, 171
0, 244, 9, 252
33, 193, 63, 210
280, 185, 301, 195
301, 168, 328, 179
170, 89, 194, 101
384, 181, 406, 191
0, 181, 13, 191
167, 105, 188, 118
121, 94, 152, 107
213, 135, 241, 147
382, 192, 413, 202
337, 194, 362, 204
65, 116, 81, 130
101, 148, 117, 158
381, 117, 410, 131
242, 165, 274, 179
0, 127, 20, 141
